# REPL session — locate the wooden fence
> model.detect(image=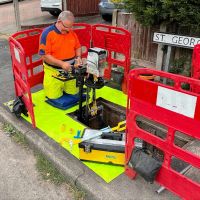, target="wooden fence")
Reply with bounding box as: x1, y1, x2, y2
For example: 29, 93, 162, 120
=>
116, 12, 193, 70
65, 0, 99, 17
117, 12, 159, 68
